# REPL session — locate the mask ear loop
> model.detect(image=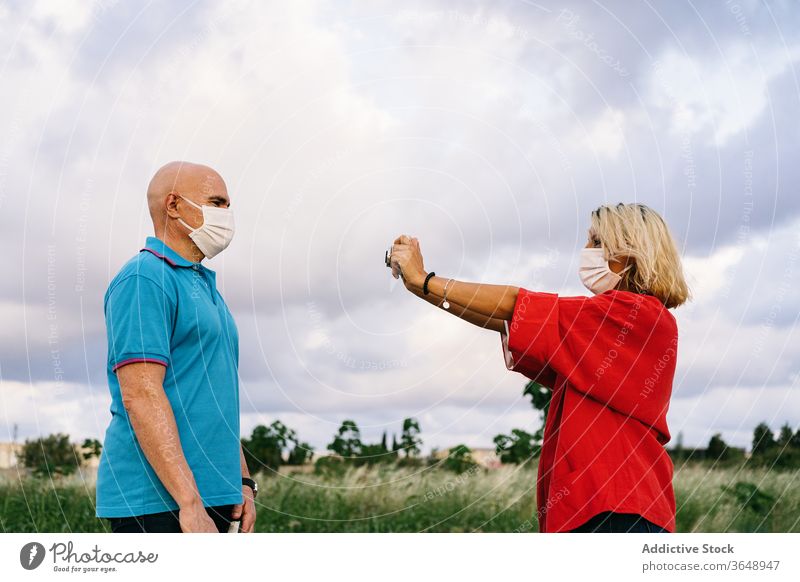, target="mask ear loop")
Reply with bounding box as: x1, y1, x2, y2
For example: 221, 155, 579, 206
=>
173, 192, 203, 233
